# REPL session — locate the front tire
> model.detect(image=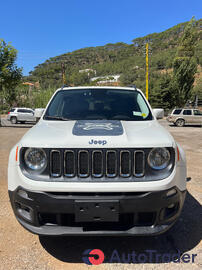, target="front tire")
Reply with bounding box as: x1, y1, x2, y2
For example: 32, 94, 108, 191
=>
10, 117, 17, 124
175, 119, 185, 127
